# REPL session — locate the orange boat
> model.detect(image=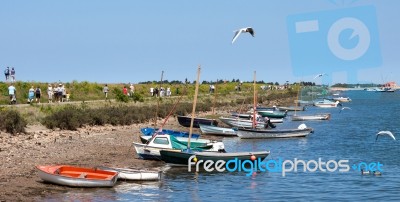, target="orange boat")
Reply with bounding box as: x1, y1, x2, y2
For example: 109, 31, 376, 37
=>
36, 165, 118, 187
